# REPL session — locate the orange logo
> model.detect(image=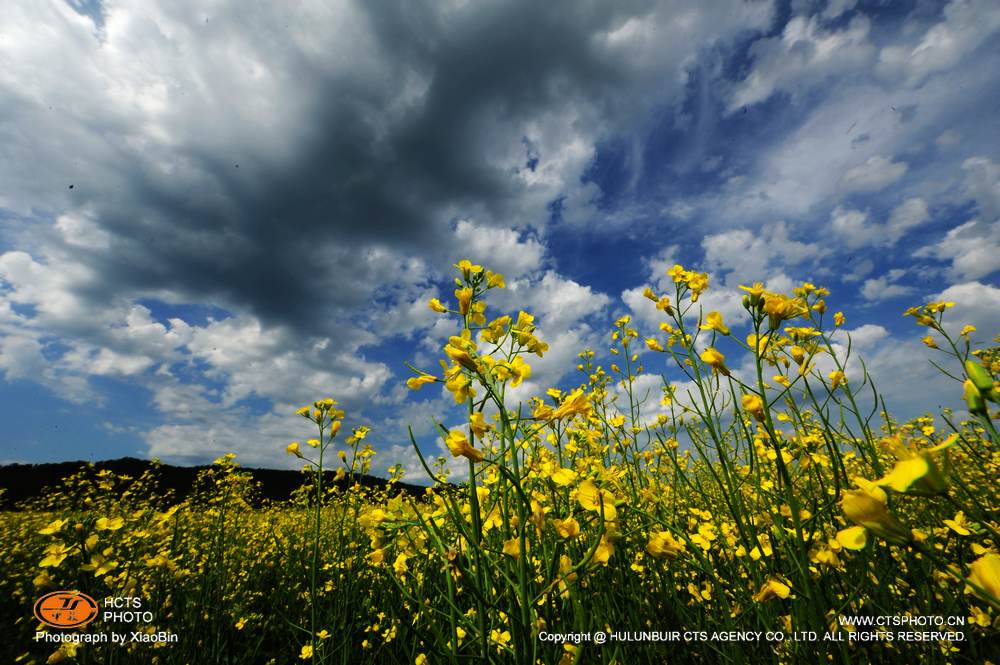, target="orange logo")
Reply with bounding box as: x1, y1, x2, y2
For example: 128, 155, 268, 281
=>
33, 591, 100, 629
